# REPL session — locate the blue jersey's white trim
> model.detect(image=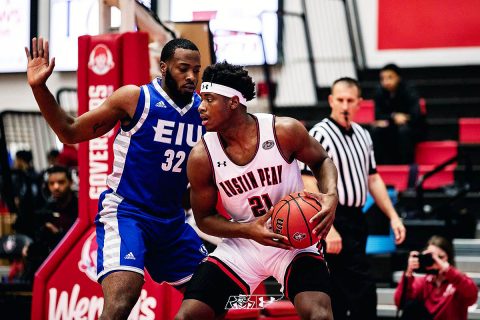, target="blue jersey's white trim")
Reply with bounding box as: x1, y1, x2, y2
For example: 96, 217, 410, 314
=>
152, 78, 194, 116
97, 192, 126, 279
97, 266, 144, 281
107, 85, 151, 191
166, 274, 194, 287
